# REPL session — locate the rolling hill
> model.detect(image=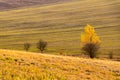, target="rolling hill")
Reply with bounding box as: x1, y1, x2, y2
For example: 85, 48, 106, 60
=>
0, 49, 120, 80
0, 0, 75, 10
0, 0, 119, 56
